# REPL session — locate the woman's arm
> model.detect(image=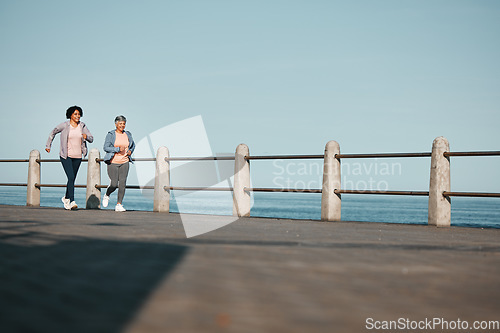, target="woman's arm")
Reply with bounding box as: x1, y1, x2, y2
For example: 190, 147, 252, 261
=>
82, 123, 94, 143
45, 122, 65, 152
128, 132, 136, 154
103, 132, 120, 153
